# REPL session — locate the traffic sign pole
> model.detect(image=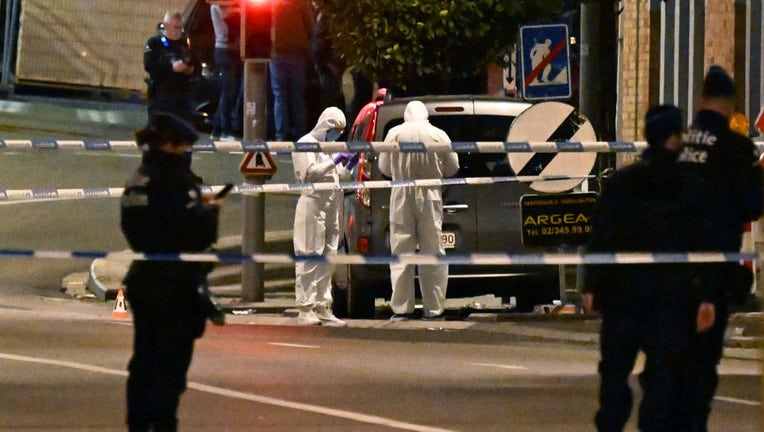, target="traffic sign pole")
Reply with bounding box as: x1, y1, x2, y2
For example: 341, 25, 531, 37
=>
508, 101, 597, 305
241, 59, 269, 302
